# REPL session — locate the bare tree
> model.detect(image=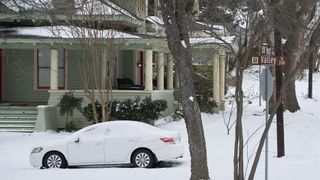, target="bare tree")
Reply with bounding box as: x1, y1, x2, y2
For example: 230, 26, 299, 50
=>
7, 0, 123, 123
54, 0, 120, 123
198, 0, 320, 179
159, 0, 210, 179
275, 0, 318, 112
